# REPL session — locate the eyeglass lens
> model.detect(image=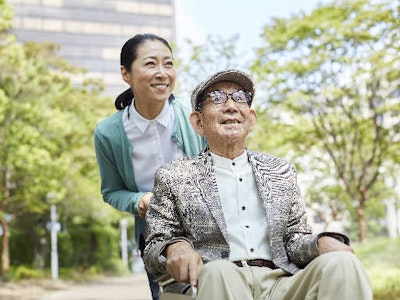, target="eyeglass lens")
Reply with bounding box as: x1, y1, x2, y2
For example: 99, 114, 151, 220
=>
207, 90, 251, 104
